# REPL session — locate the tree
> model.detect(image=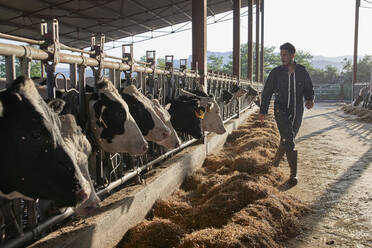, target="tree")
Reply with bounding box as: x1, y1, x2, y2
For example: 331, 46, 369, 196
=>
0, 56, 41, 78
207, 54, 224, 72
219, 43, 313, 80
